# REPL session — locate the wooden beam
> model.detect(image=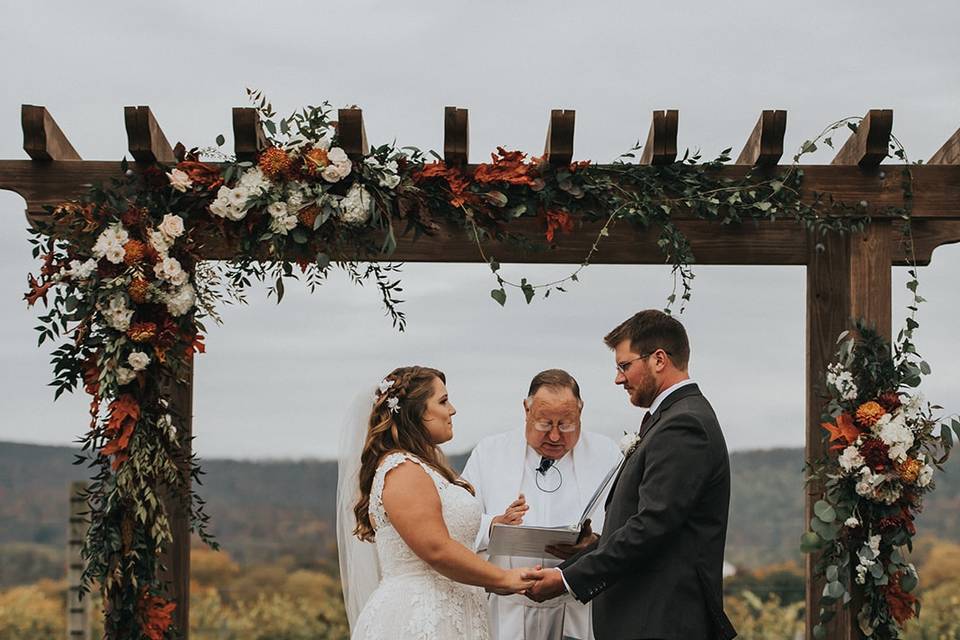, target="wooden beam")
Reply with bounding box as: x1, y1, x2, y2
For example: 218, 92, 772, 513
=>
232, 107, 267, 162
831, 109, 892, 169
67, 482, 90, 640
21, 105, 81, 161
735, 110, 786, 167
929, 127, 960, 165
544, 109, 575, 167
639, 109, 678, 165
124, 106, 176, 164
158, 355, 193, 638
338, 108, 368, 160
443, 106, 469, 166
